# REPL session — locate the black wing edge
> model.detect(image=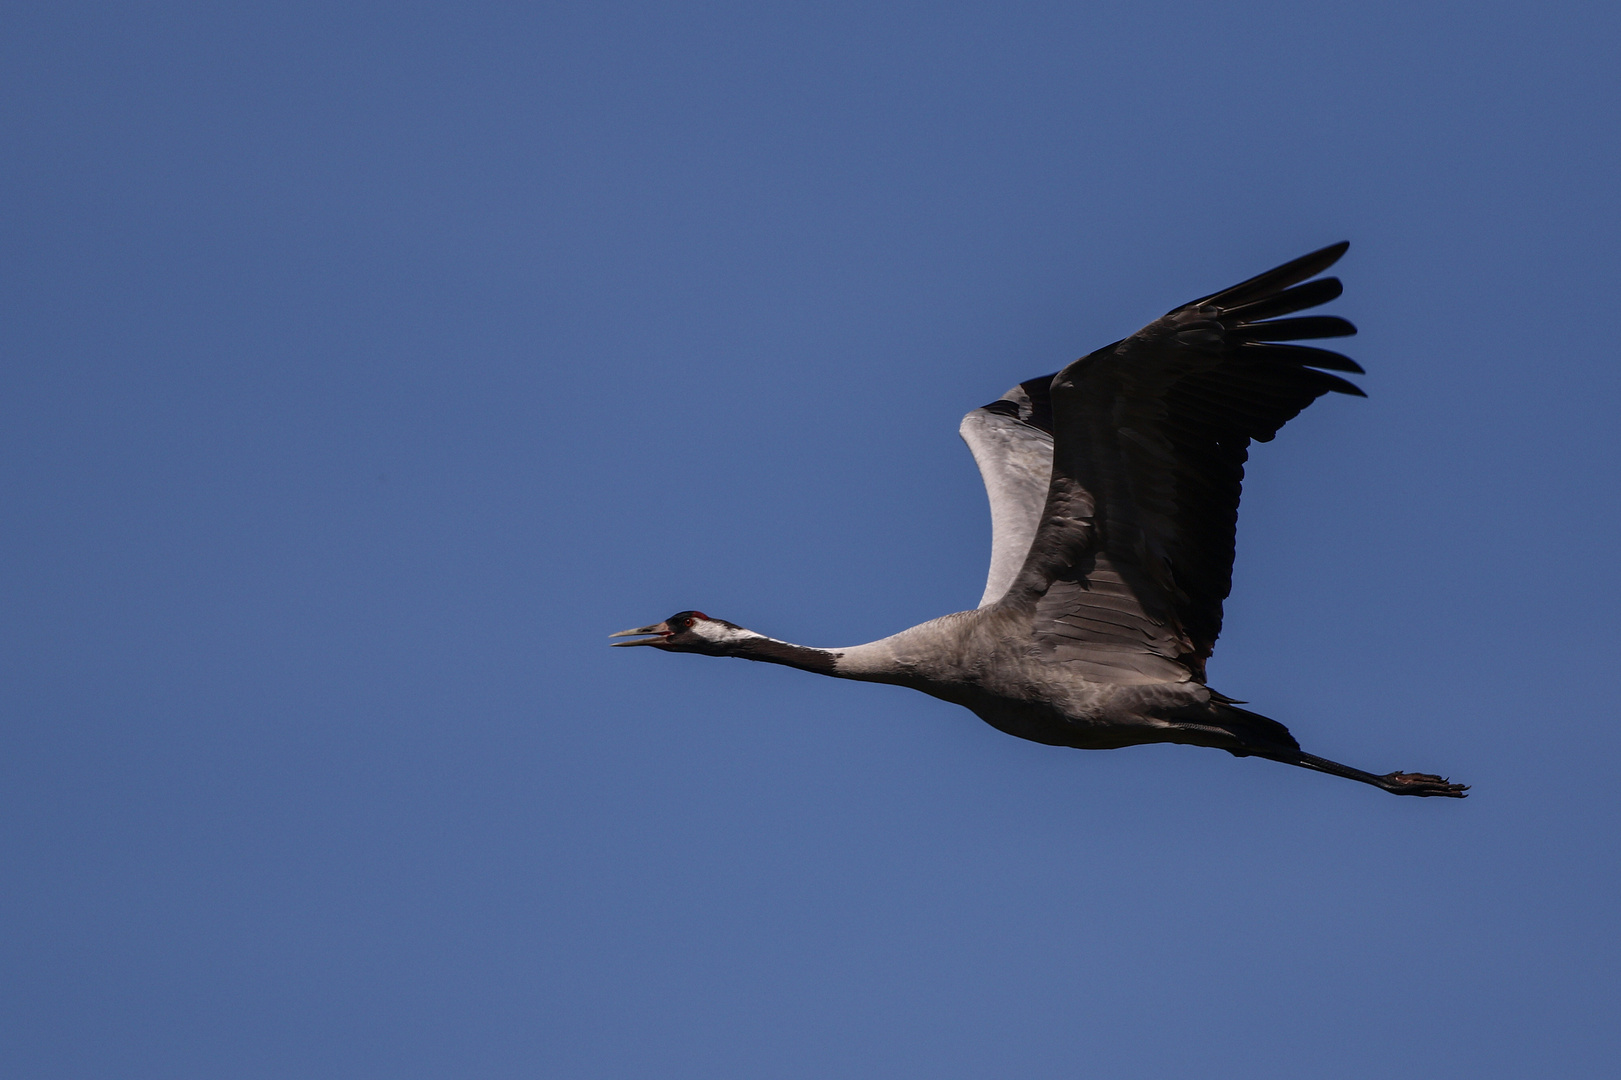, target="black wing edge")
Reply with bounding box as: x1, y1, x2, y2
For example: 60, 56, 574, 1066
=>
983, 243, 1361, 441
1184, 241, 1365, 404
1190, 241, 1349, 309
